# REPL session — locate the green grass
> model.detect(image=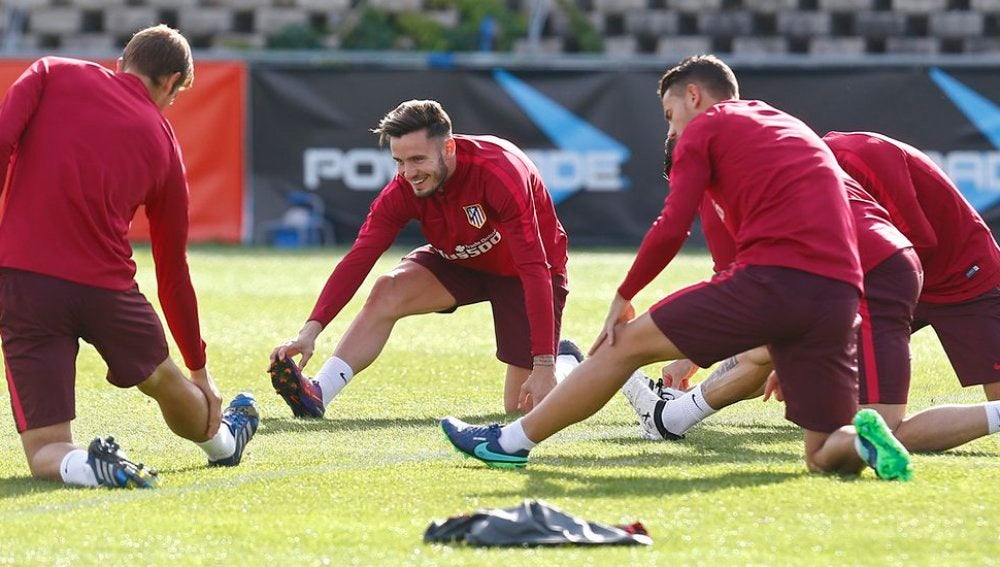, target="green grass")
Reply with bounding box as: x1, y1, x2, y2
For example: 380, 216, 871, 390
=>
0, 247, 997, 565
